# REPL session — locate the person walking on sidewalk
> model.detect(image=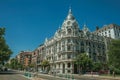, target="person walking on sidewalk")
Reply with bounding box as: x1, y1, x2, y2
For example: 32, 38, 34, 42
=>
113, 71, 115, 77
